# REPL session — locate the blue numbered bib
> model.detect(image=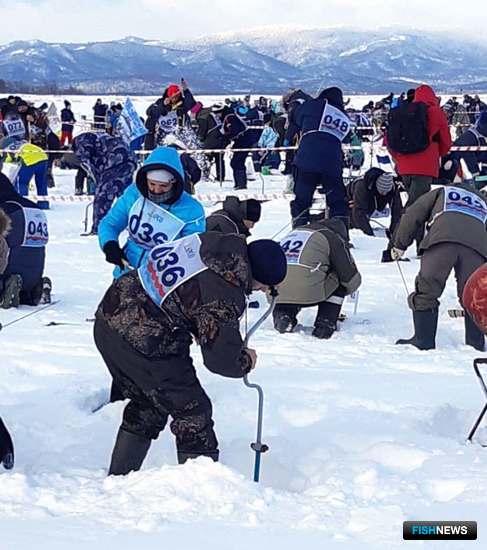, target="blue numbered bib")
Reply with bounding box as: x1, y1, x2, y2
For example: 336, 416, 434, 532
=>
23, 207, 49, 247
318, 102, 351, 142
158, 111, 178, 134
280, 230, 313, 265
443, 186, 487, 223
3, 117, 26, 138
128, 197, 185, 250
138, 234, 208, 307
